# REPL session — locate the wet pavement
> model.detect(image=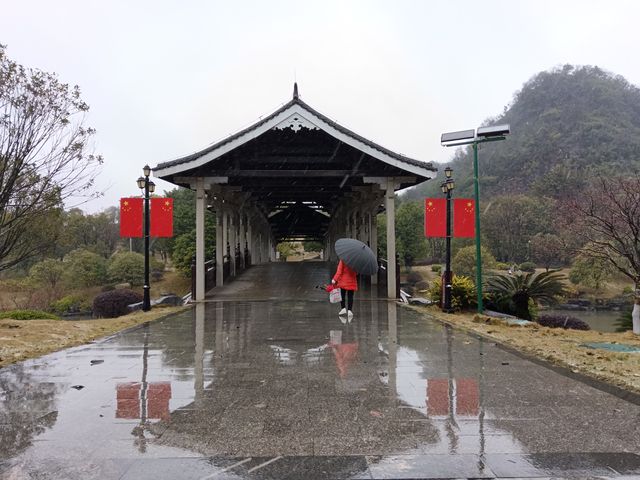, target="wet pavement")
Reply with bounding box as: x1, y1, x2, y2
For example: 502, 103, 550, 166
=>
1, 262, 640, 479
